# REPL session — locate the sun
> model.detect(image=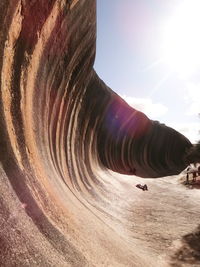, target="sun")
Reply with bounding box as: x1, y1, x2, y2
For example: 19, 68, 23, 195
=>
162, 0, 200, 78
